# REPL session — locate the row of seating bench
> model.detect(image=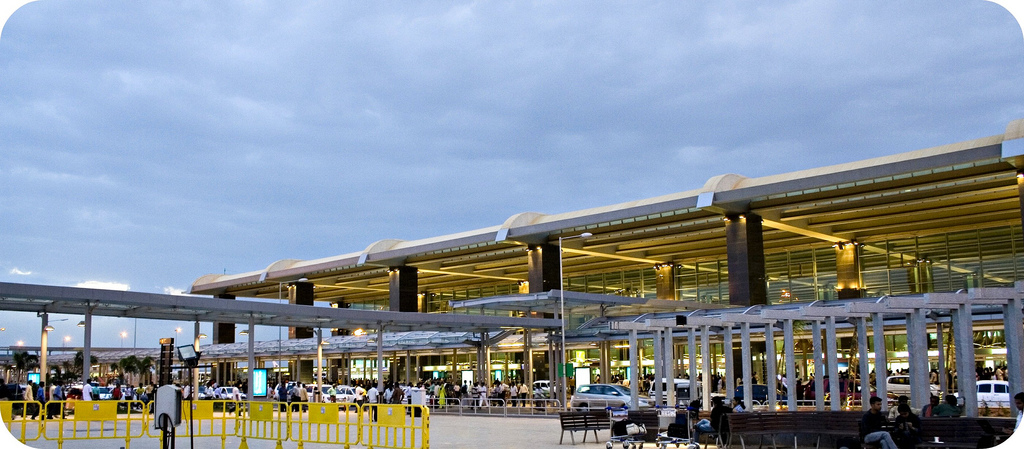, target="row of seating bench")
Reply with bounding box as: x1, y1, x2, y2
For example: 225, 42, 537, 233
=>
559, 410, 612, 444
